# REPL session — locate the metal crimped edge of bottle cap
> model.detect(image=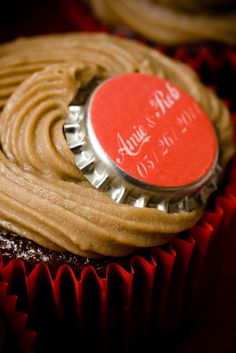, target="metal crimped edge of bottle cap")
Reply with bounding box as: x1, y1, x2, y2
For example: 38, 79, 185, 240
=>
63, 78, 222, 214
